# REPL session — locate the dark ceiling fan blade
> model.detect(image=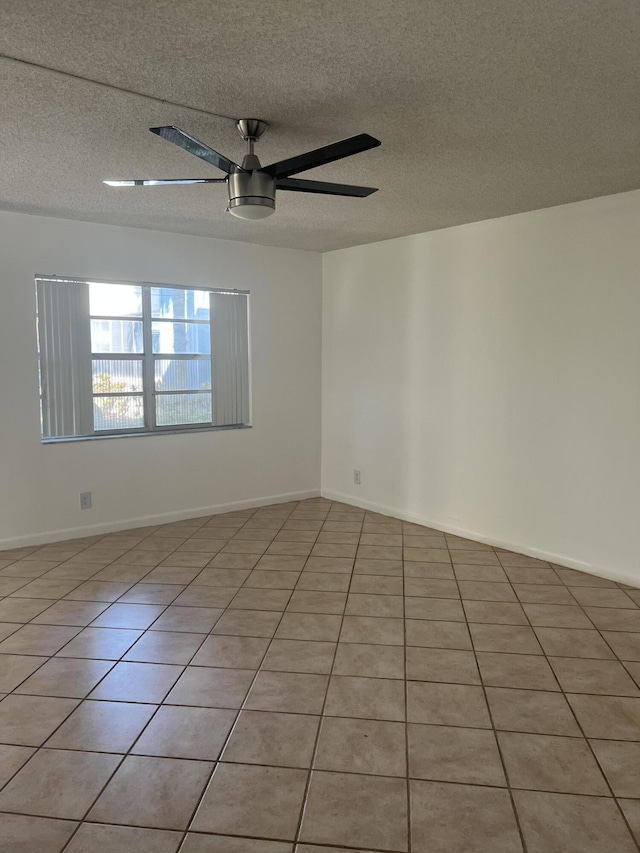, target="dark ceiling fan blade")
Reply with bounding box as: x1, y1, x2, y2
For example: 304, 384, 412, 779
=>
150, 126, 239, 174
276, 177, 377, 197
103, 178, 227, 186
264, 133, 380, 179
